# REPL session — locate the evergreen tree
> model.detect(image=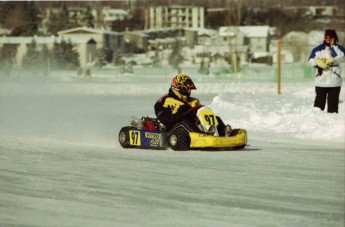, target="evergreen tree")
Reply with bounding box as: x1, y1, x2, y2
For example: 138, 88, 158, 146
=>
47, 12, 60, 35
113, 50, 124, 66
21, 41, 52, 74
21, 39, 41, 70
11, 2, 41, 36
81, 5, 95, 28
59, 4, 71, 30
111, 18, 130, 32
96, 47, 112, 67
0, 44, 17, 75
64, 41, 79, 69
51, 40, 63, 69
47, 3, 71, 35
0, 2, 16, 25
70, 11, 81, 28
111, 10, 144, 32
51, 39, 79, 70
0, 44, 16, 65
95, 48, 108, 67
